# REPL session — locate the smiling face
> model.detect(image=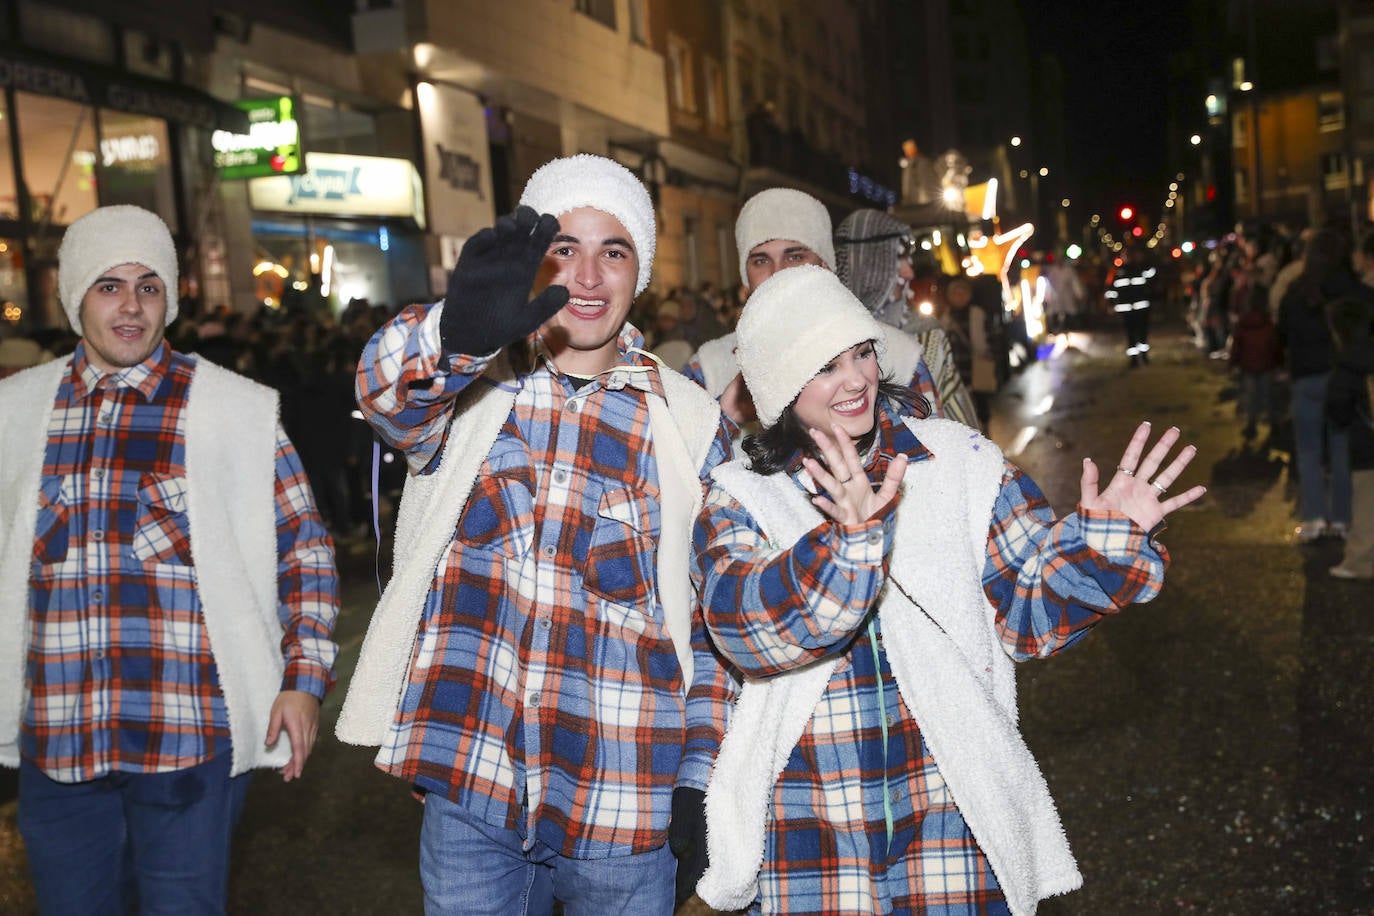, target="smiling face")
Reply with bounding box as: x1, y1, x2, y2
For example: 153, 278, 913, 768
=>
745, 238, 828, 289
78, 262, 168, 373
536, 206, 639, 376
792, 339, 880, 441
